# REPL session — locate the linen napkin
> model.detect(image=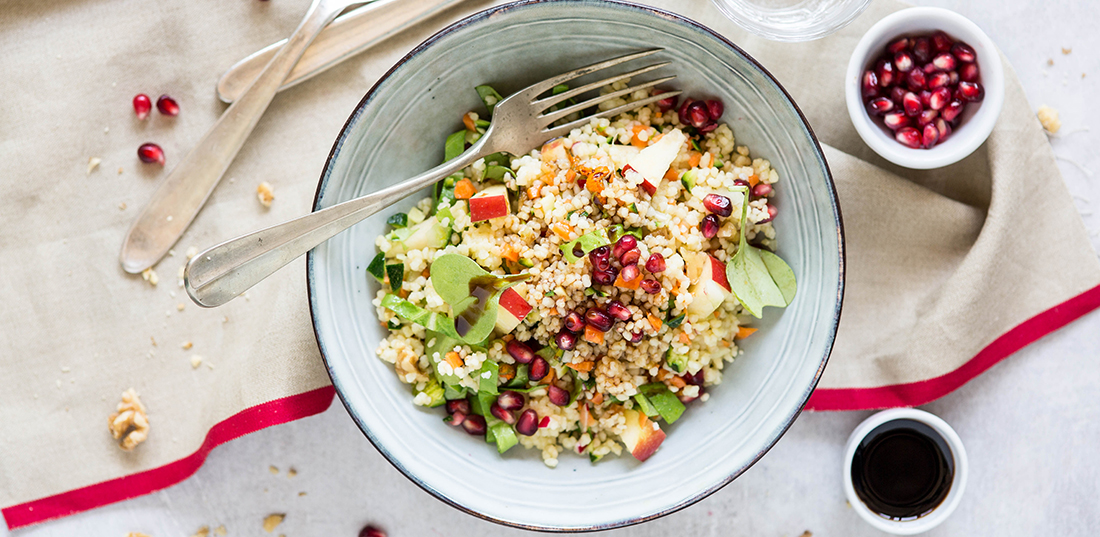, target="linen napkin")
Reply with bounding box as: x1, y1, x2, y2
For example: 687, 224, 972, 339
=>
1, 0, 1097, 529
